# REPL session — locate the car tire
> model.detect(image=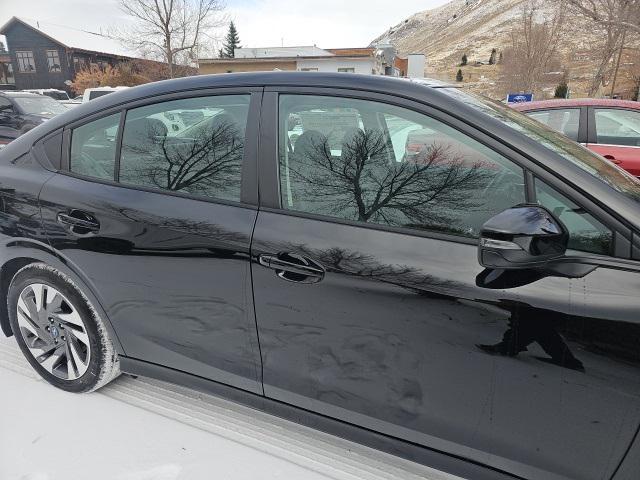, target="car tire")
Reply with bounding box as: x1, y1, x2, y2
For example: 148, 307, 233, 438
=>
8, 263, 120, 393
